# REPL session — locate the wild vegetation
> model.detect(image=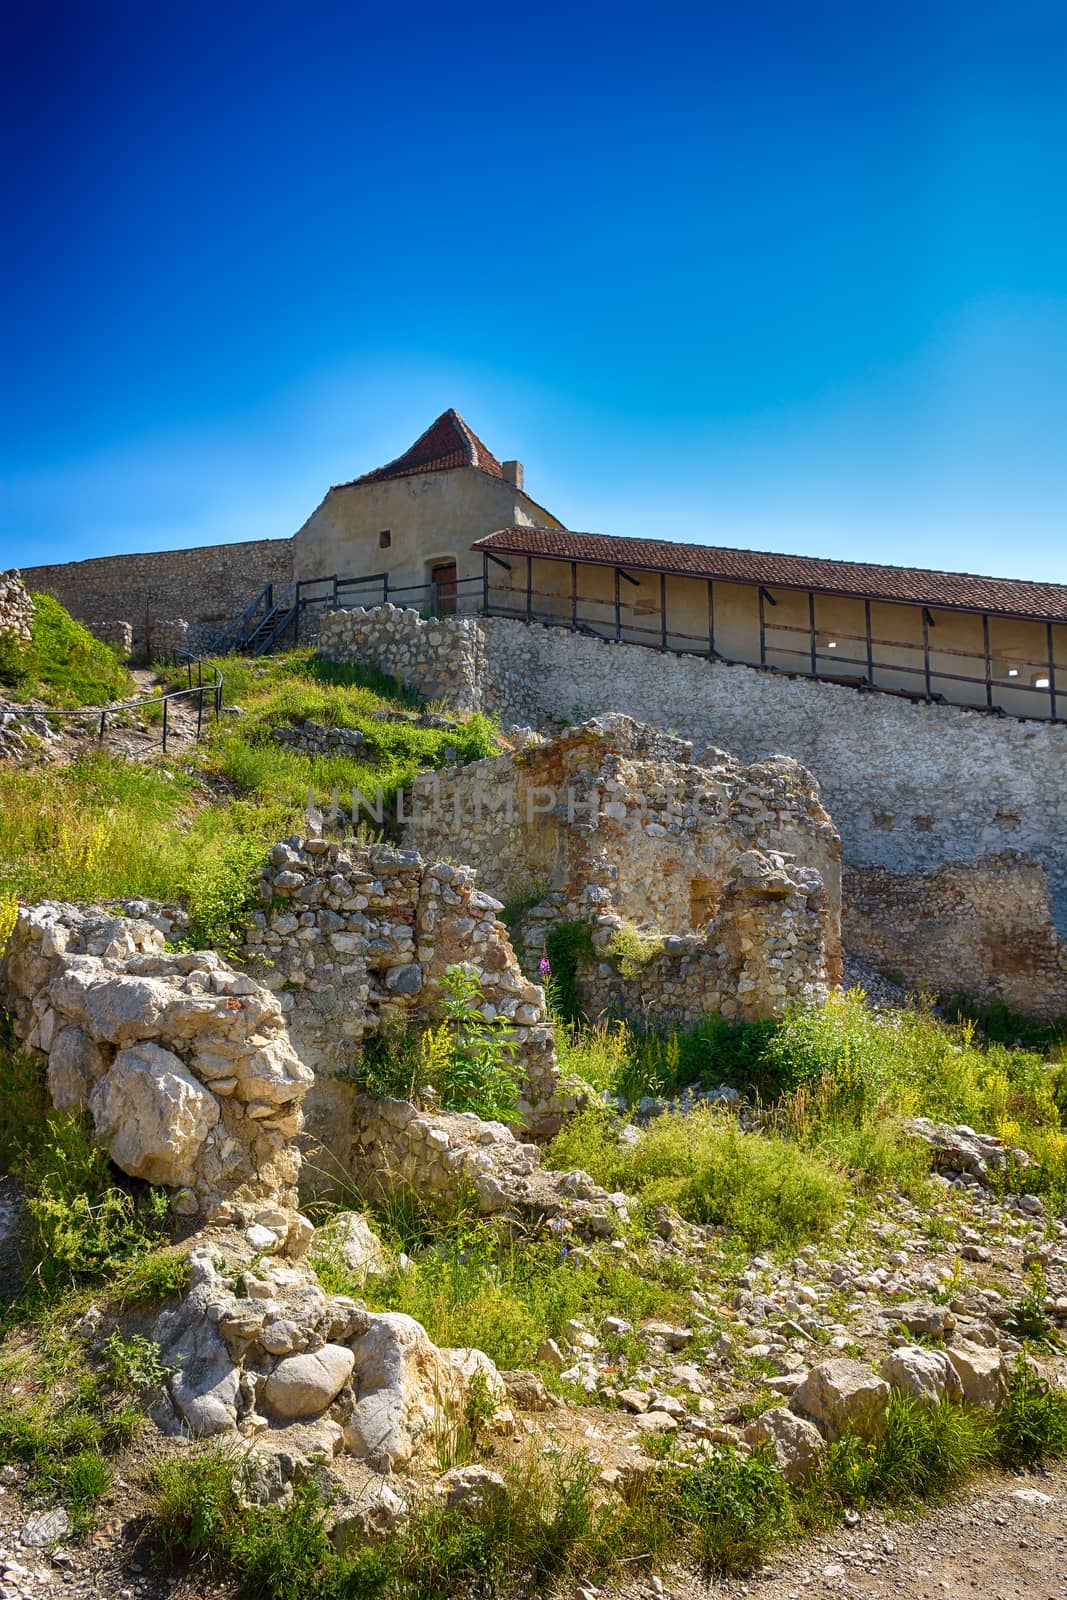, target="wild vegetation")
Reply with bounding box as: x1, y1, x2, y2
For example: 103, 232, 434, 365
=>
0, 591, 133, 707
0, 621, 1065, 1593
